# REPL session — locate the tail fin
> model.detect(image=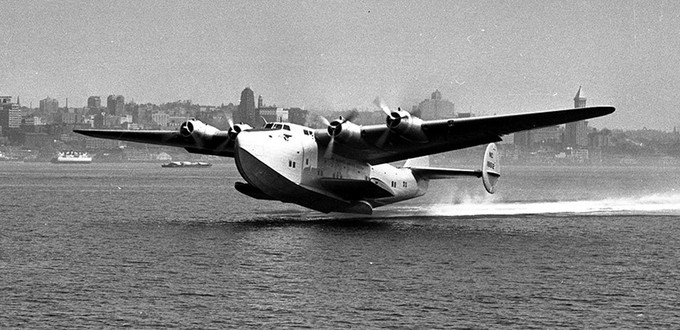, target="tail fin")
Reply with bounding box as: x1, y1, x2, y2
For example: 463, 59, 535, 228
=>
404, 144, 499, 194
482, 143, 500, 194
